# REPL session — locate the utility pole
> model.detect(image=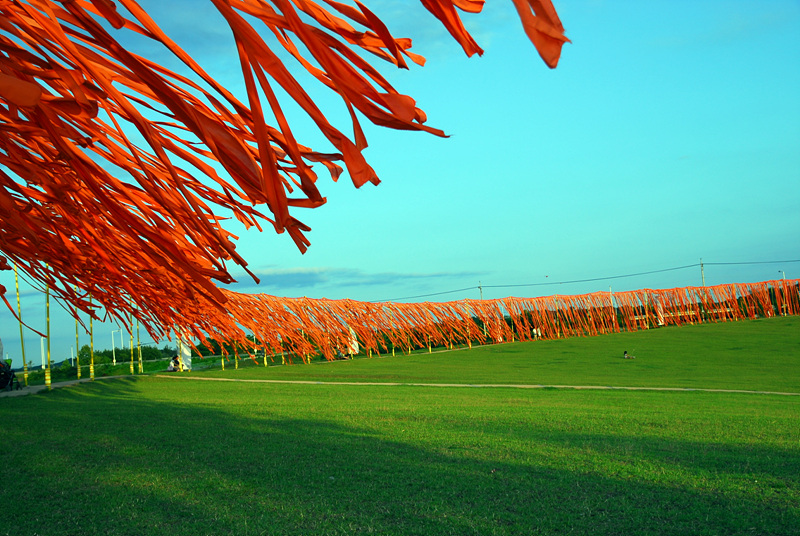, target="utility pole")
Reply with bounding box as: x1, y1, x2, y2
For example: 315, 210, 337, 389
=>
700, 258, 705, 287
